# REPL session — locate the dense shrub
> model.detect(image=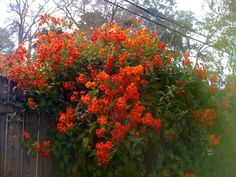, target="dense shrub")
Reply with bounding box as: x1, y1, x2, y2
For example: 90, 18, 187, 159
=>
0, 15, 230, 177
